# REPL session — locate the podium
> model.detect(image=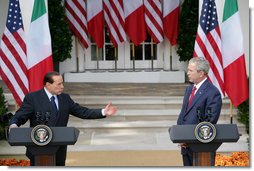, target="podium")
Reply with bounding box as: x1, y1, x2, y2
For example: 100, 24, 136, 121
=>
169, 124, 240, 166
8, 126, 80, 166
